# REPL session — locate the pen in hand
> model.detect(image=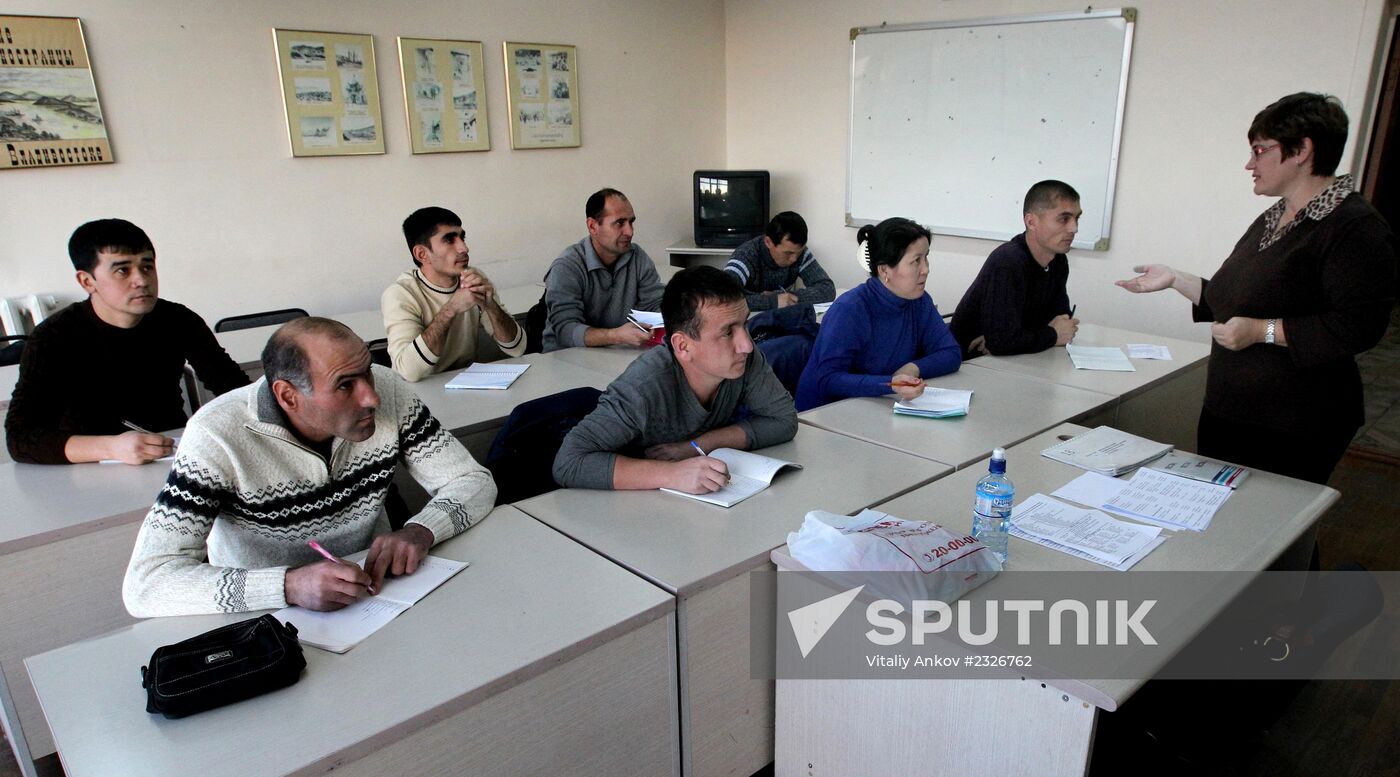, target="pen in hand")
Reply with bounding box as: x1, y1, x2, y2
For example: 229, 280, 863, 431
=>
626, 316, 650, 333
308, 540, 376, 594
690, 440, 707, 457
122, 420, 155, 434
1069, 305, 1077, 318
